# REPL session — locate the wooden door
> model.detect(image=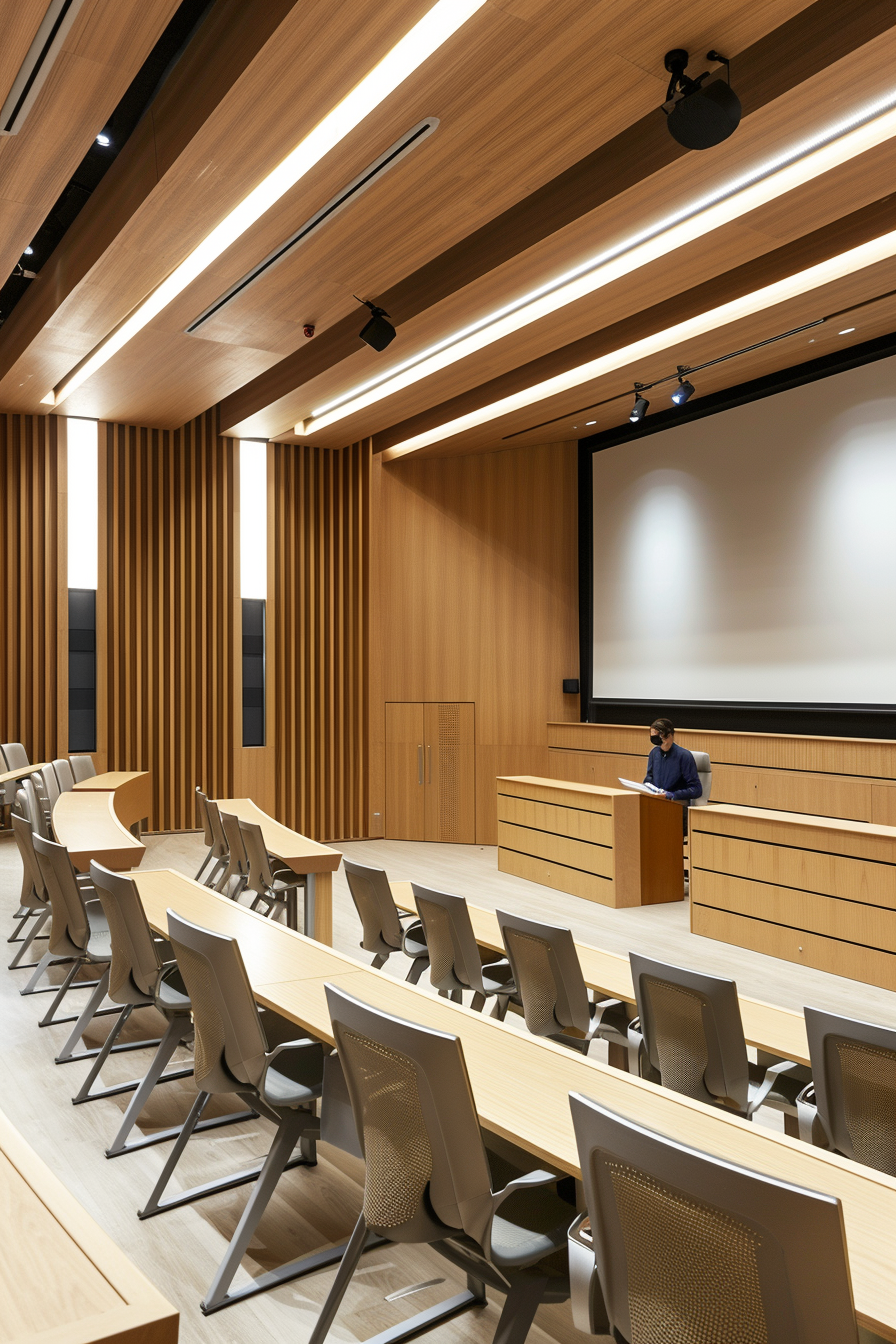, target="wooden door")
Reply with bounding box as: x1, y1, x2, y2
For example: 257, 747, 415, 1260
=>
385, 702, 425, 839
424, 702, 475, 843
